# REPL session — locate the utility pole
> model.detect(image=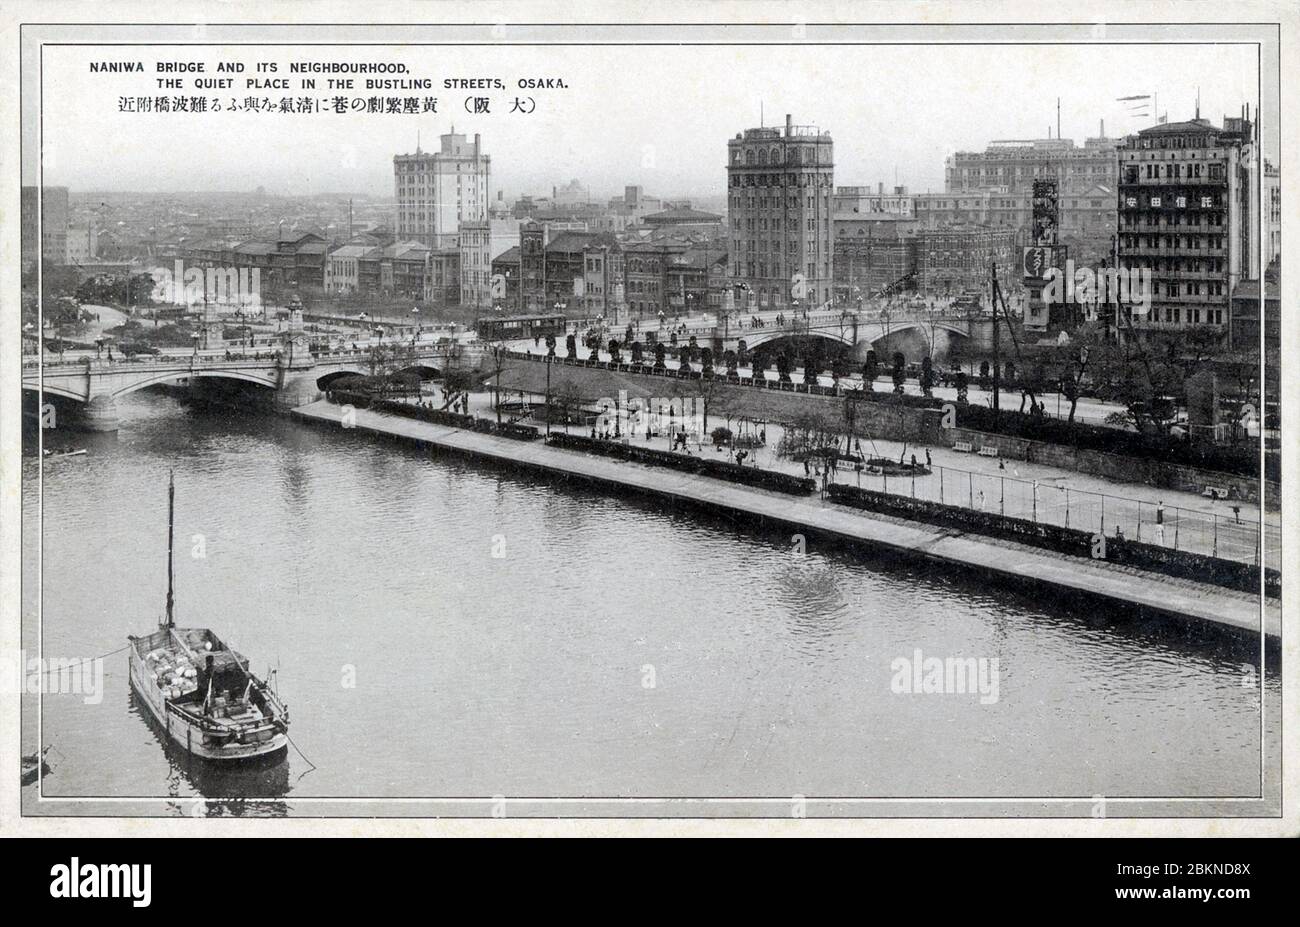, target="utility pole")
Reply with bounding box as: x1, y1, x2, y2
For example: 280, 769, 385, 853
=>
990, 261, 1000, 413
1111, 232, 1122, 347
